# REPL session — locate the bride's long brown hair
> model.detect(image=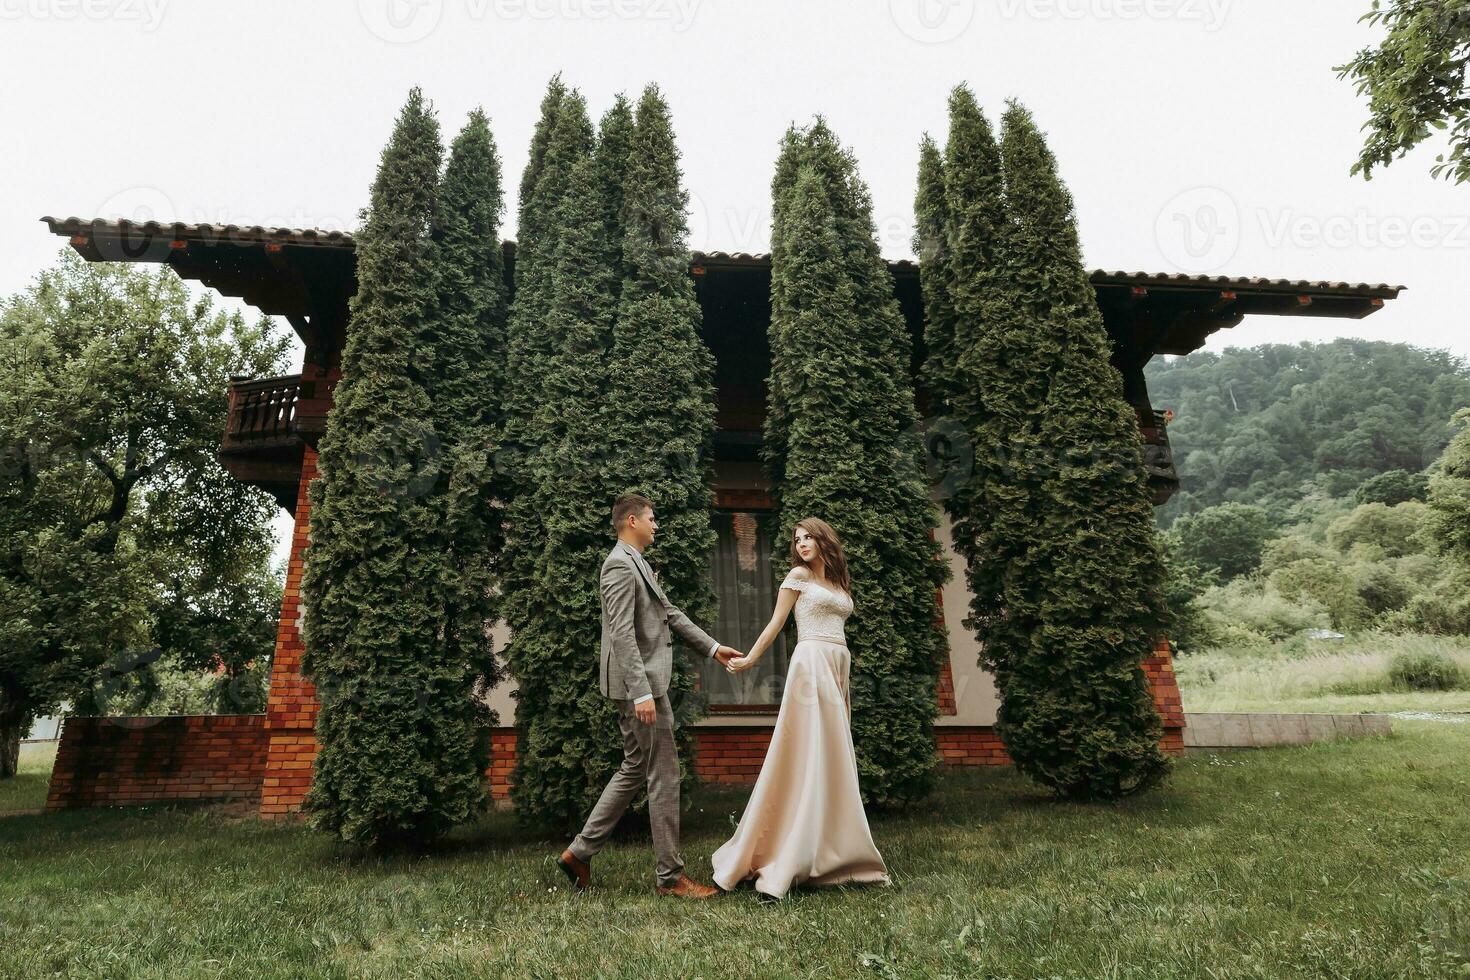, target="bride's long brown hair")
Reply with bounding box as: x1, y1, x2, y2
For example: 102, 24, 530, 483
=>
788, 517, 851, 598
